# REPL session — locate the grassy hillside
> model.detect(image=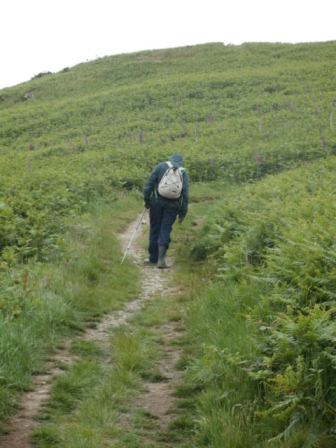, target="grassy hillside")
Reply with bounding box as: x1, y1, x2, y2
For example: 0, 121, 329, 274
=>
1, 42, 336, 184
0, 41, 336, 446
1, 42, 335, 267
180, 157, 336, 446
